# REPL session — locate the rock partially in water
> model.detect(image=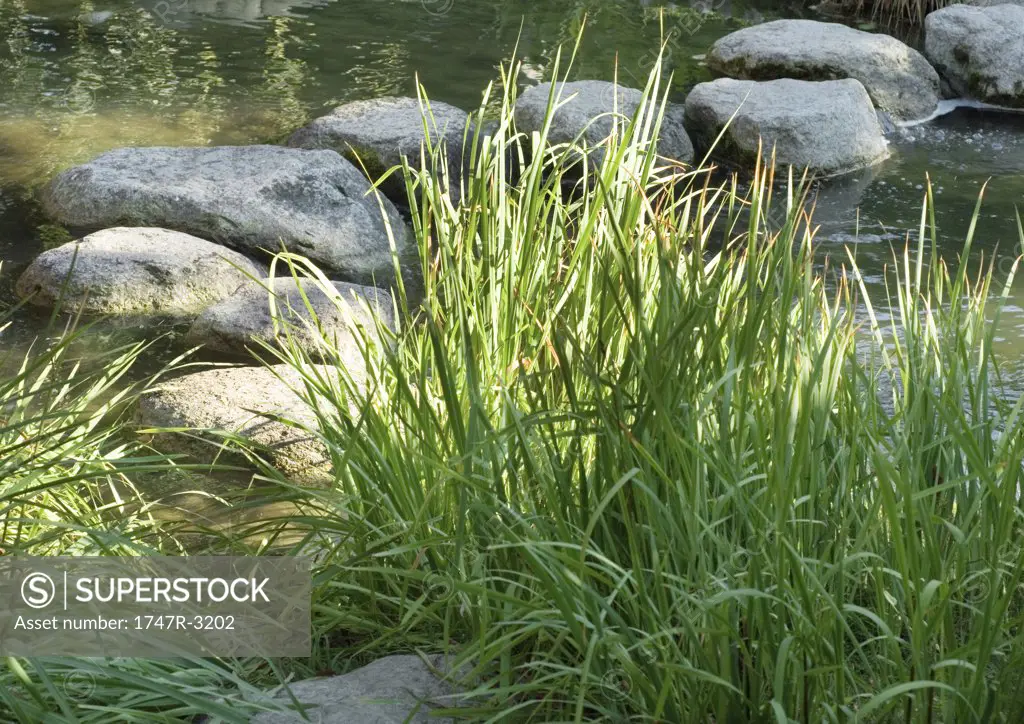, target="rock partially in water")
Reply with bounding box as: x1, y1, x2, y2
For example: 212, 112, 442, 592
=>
287, 97, 471, 204
961, 0, 1024, 7
14, 227, 262, 315
707, 19, 940, 122
683, 78, 890, 177
876, 110, 898, 135
186, 276, 394, 363
40, 145, 415, 286
137, 364, 339, 485
924, 4, 1024, 108
249, 654, 464, 724
135, 0, 329, 26
79, 10, 114, 25
514, 80, 694, 165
